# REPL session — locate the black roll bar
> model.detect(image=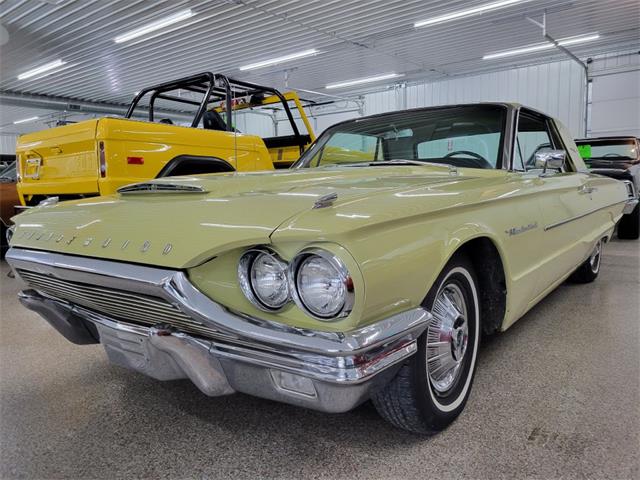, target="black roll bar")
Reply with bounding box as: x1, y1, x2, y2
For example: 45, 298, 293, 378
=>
125, 72, 304, 150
